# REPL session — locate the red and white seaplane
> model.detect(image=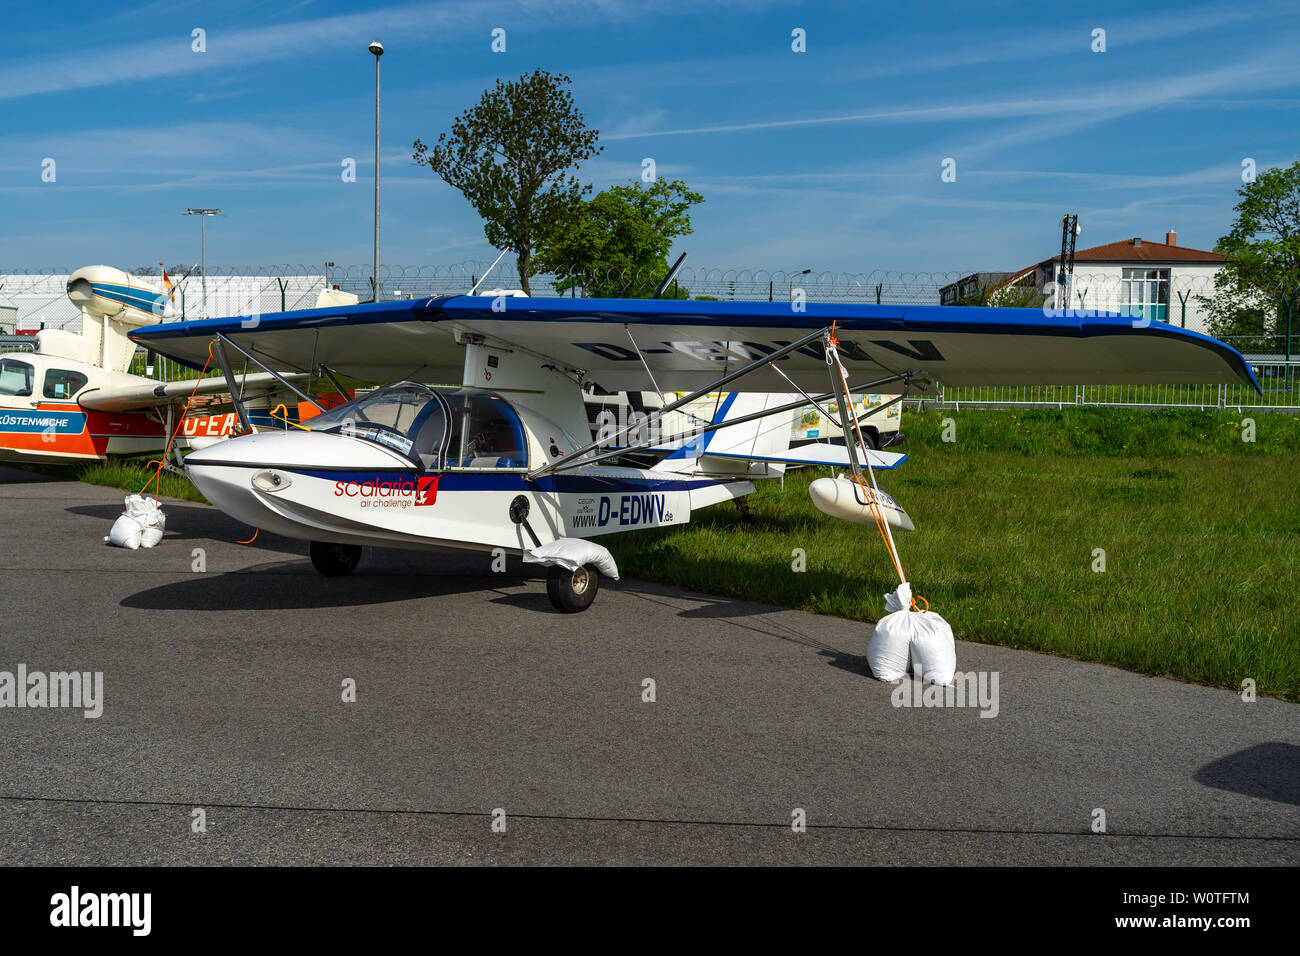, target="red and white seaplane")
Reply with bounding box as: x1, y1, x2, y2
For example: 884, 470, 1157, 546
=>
0, 265, 322, 467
